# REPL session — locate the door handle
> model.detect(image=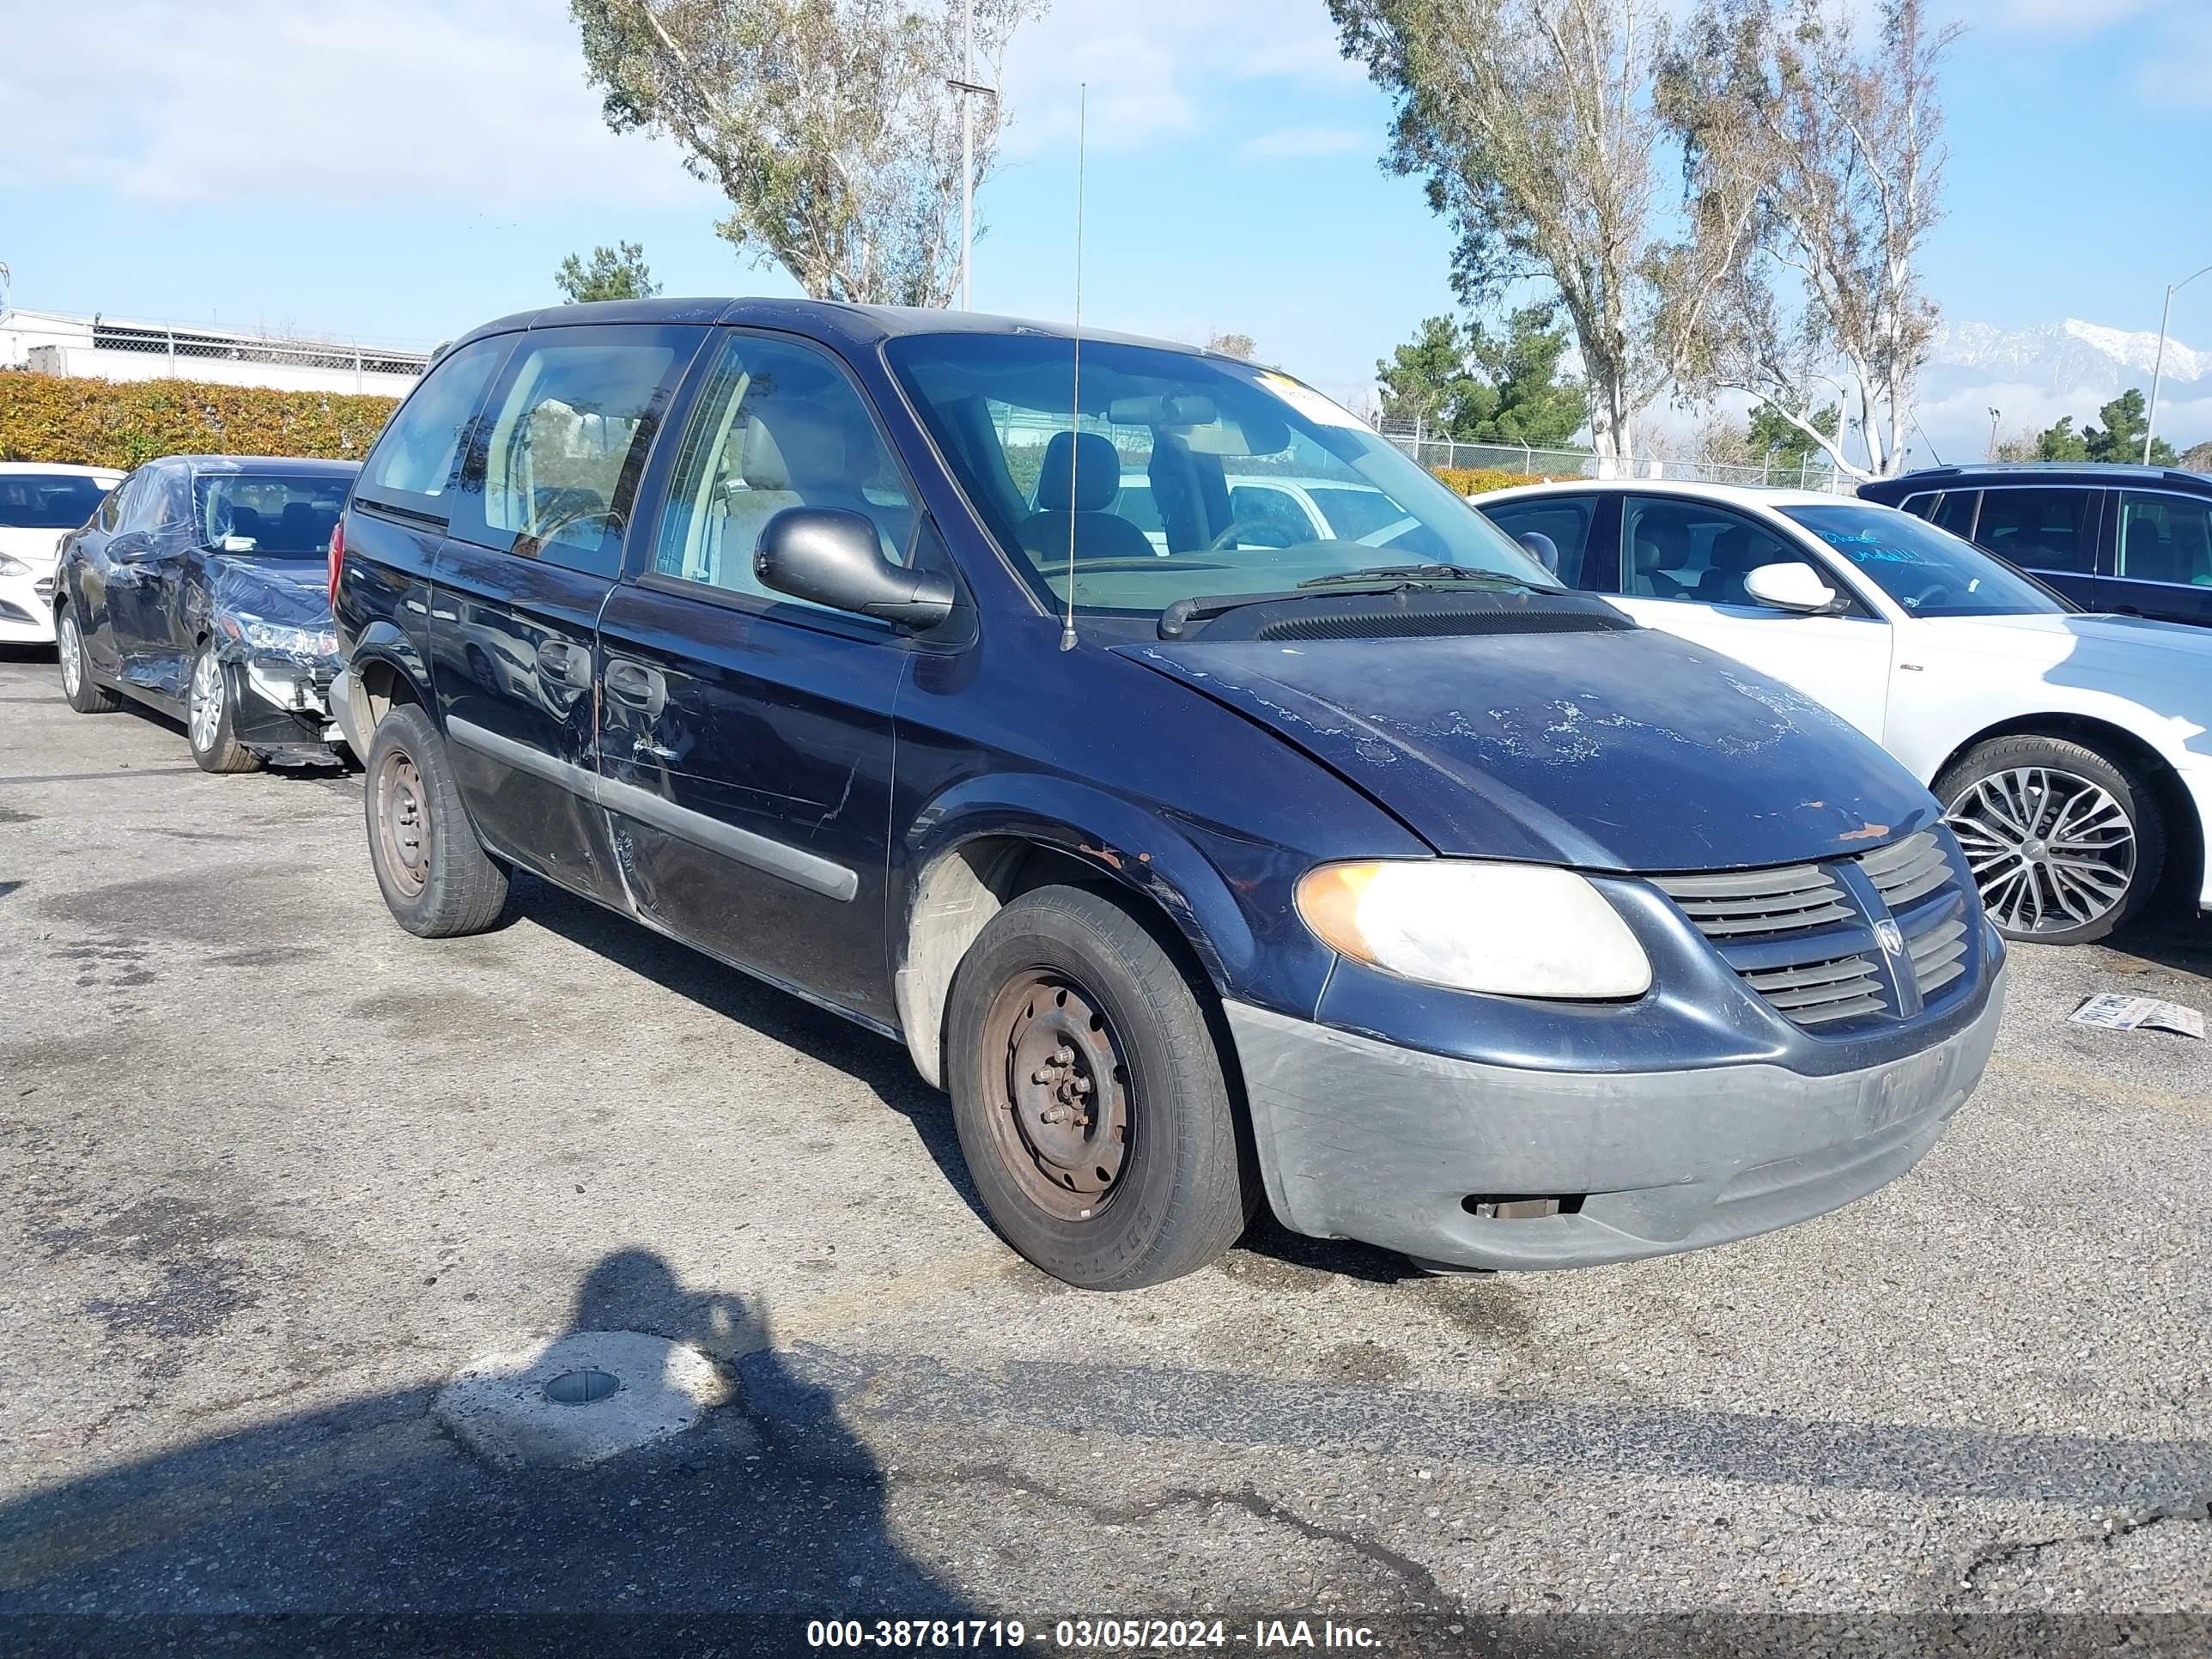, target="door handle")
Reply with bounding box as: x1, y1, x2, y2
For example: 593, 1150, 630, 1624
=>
604, 659, 667, 718
535, 639, 591, 689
